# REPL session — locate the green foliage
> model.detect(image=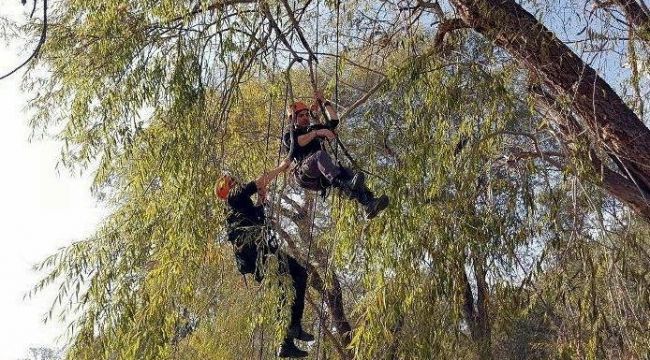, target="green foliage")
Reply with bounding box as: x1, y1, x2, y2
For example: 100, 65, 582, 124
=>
14, 1, 650, 359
